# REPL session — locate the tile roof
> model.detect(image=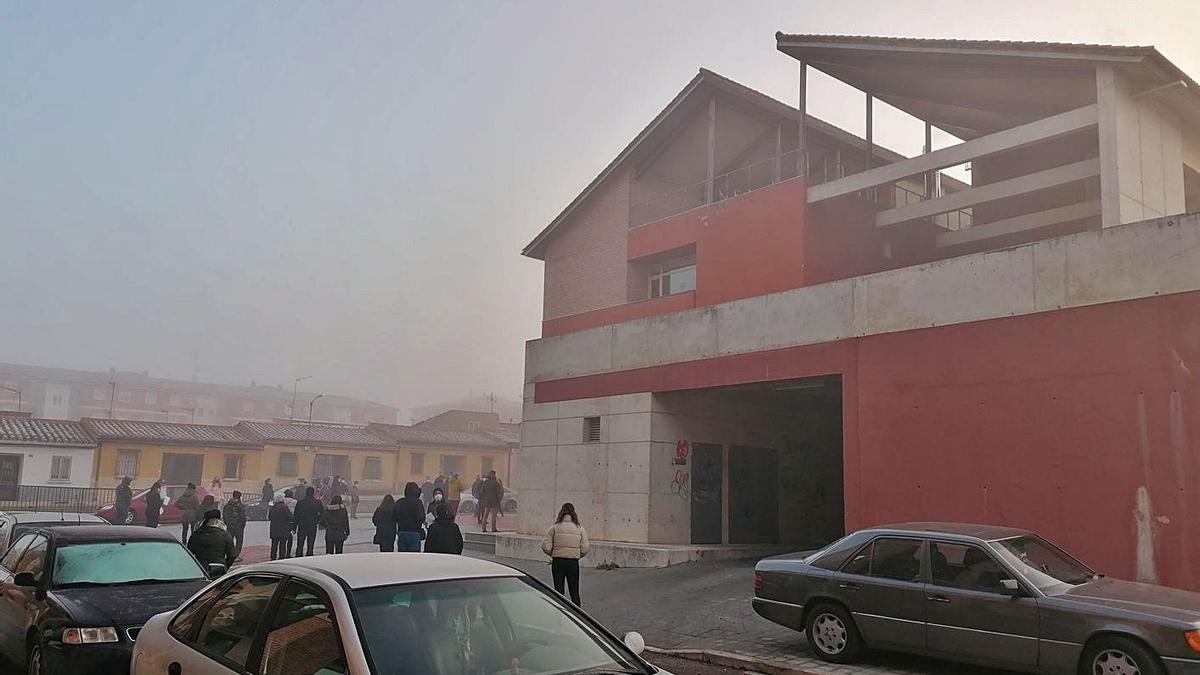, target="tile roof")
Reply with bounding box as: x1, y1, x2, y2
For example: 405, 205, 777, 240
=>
773, 34, 1156, 56
82, 418, 259, 447
235, 422, 394, 447
0, 417, 94, 447
365, 423, 513, 449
